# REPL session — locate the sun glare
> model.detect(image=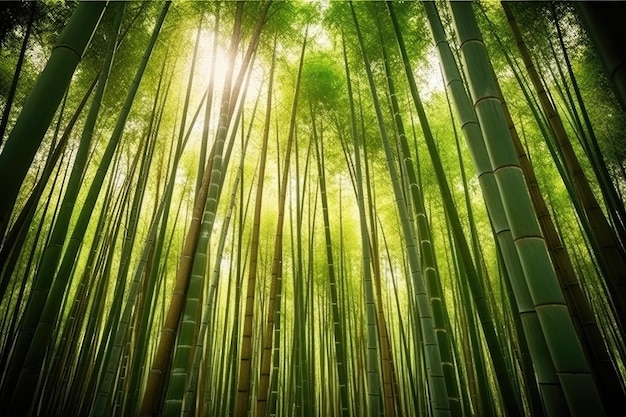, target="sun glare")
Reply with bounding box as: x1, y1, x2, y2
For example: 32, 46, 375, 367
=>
180, 26, 265, 152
